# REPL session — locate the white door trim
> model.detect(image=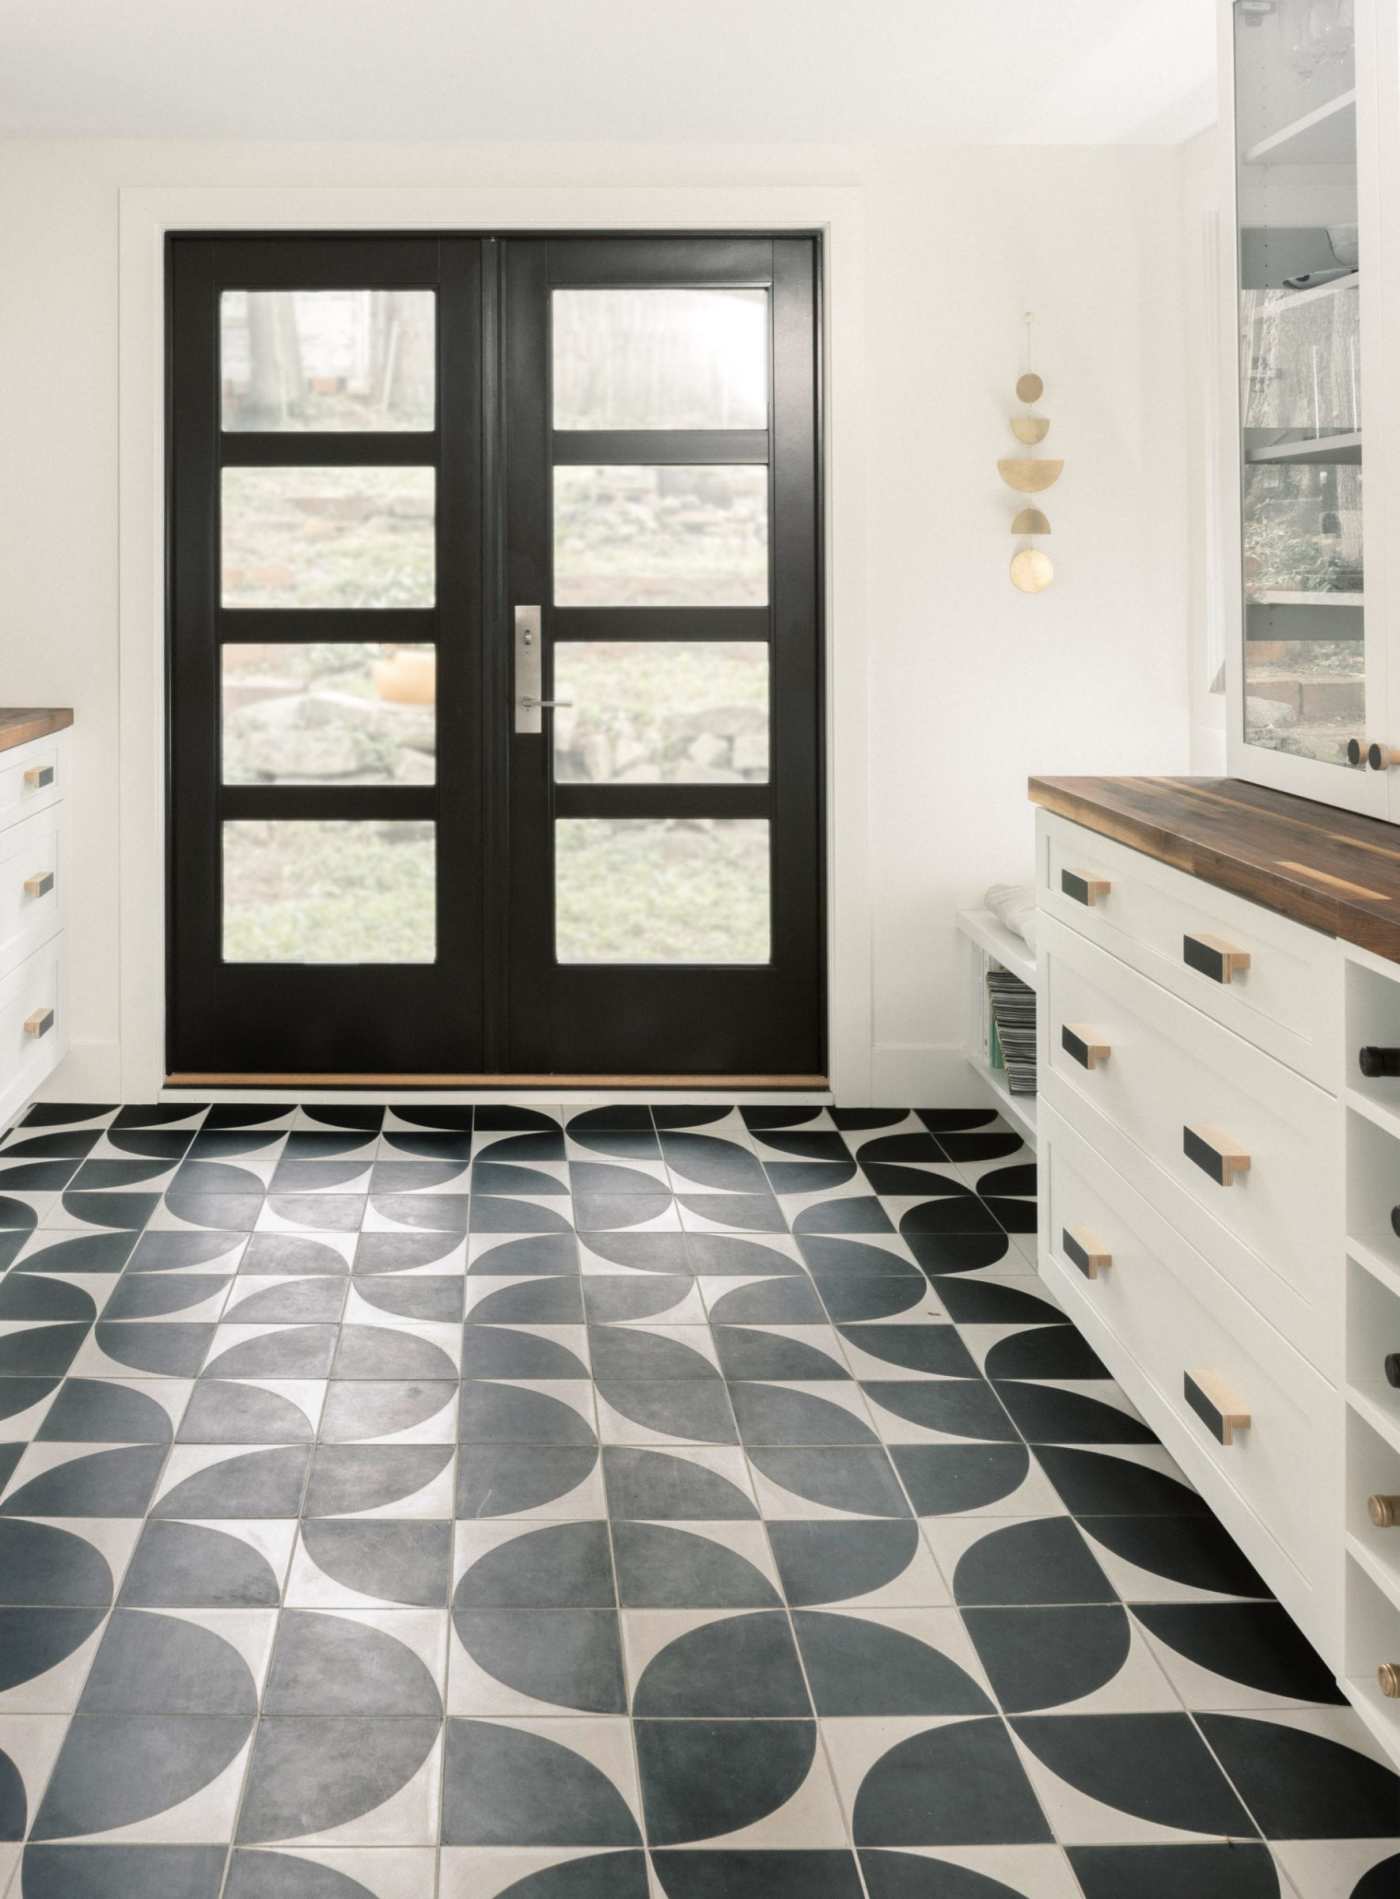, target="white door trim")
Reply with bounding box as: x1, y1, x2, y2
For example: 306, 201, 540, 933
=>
118, 184, 870, 1100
